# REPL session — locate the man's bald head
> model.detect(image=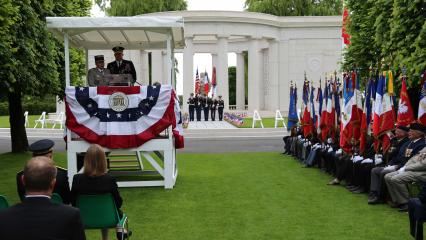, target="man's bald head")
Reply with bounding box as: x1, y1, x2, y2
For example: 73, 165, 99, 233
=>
23, 156, 57, 193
